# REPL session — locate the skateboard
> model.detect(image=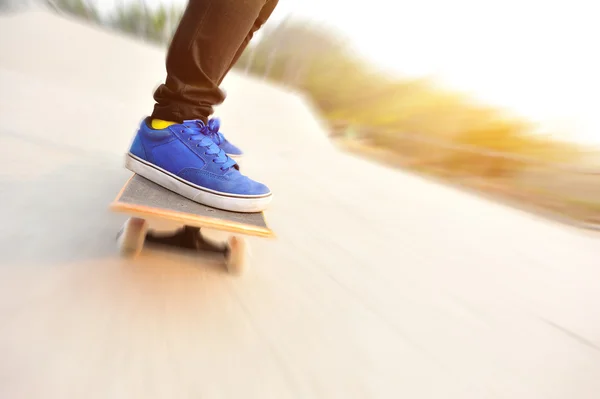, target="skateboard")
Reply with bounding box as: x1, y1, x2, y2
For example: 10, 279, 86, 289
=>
110, 174, 274, 275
